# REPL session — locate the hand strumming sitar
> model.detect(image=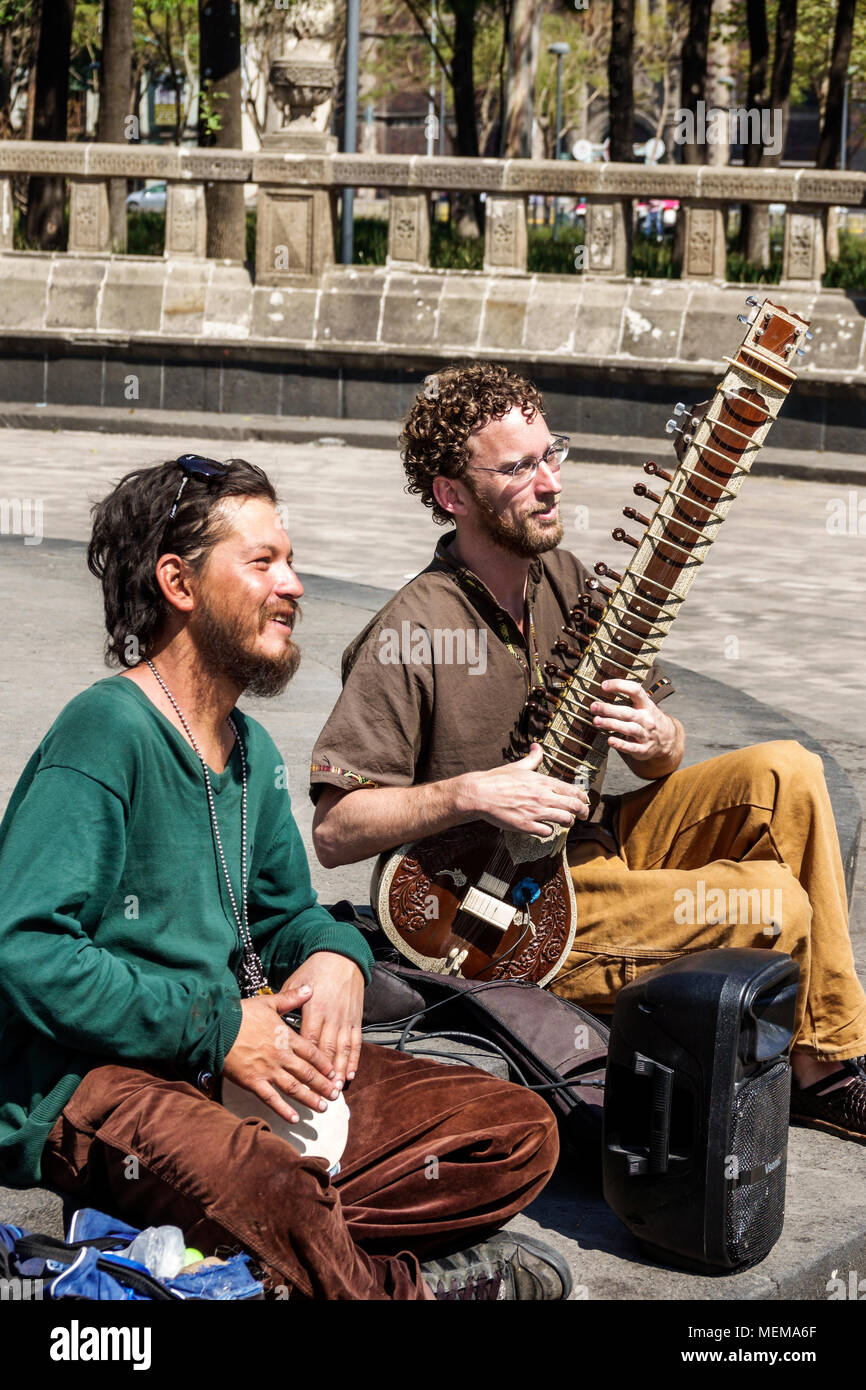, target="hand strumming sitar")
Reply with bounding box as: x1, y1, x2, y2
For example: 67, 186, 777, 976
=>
371, 296, 813, 984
